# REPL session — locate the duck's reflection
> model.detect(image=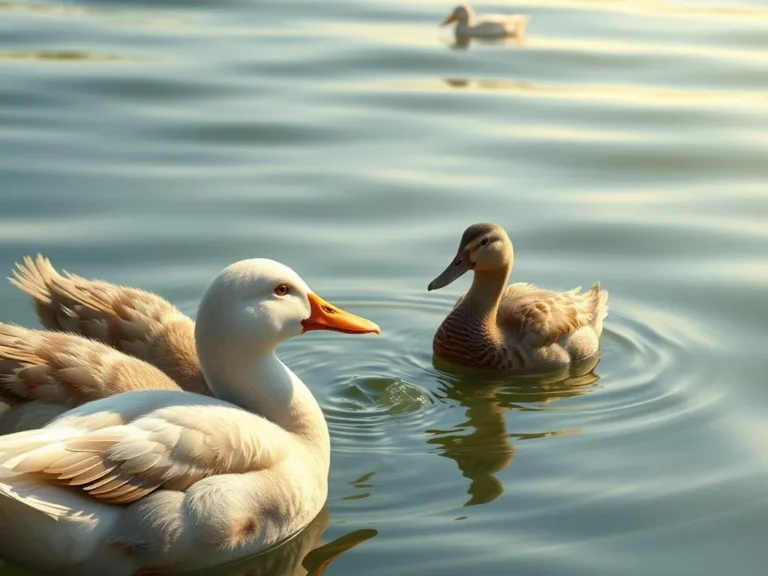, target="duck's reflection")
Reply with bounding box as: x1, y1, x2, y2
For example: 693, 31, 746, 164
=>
342, 471, 376, 502
427, 356, 600, 507
444, 35, 526, 50
199, 503, 377, 576
442, 78, 528, 91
